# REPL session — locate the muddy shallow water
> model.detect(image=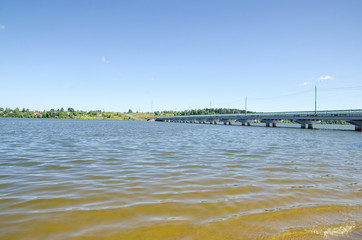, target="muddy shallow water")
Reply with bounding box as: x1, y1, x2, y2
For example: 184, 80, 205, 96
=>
0, 118, 361, 239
